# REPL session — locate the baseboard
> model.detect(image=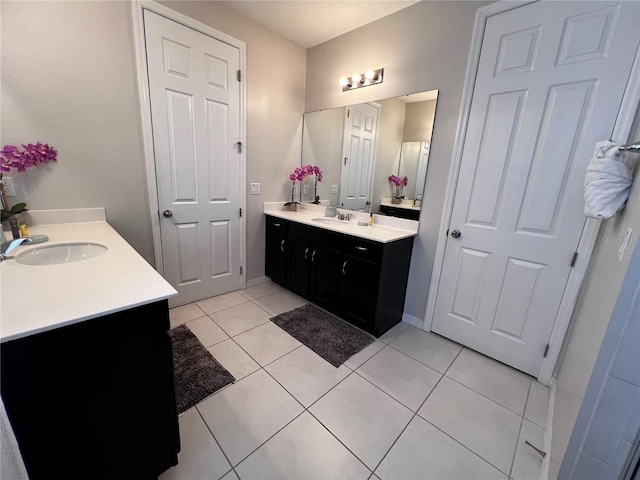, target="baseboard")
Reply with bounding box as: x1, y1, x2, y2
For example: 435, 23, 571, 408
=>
402, 312, 424, 330
541, 376, 556, 480
246, 276, 270, 289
